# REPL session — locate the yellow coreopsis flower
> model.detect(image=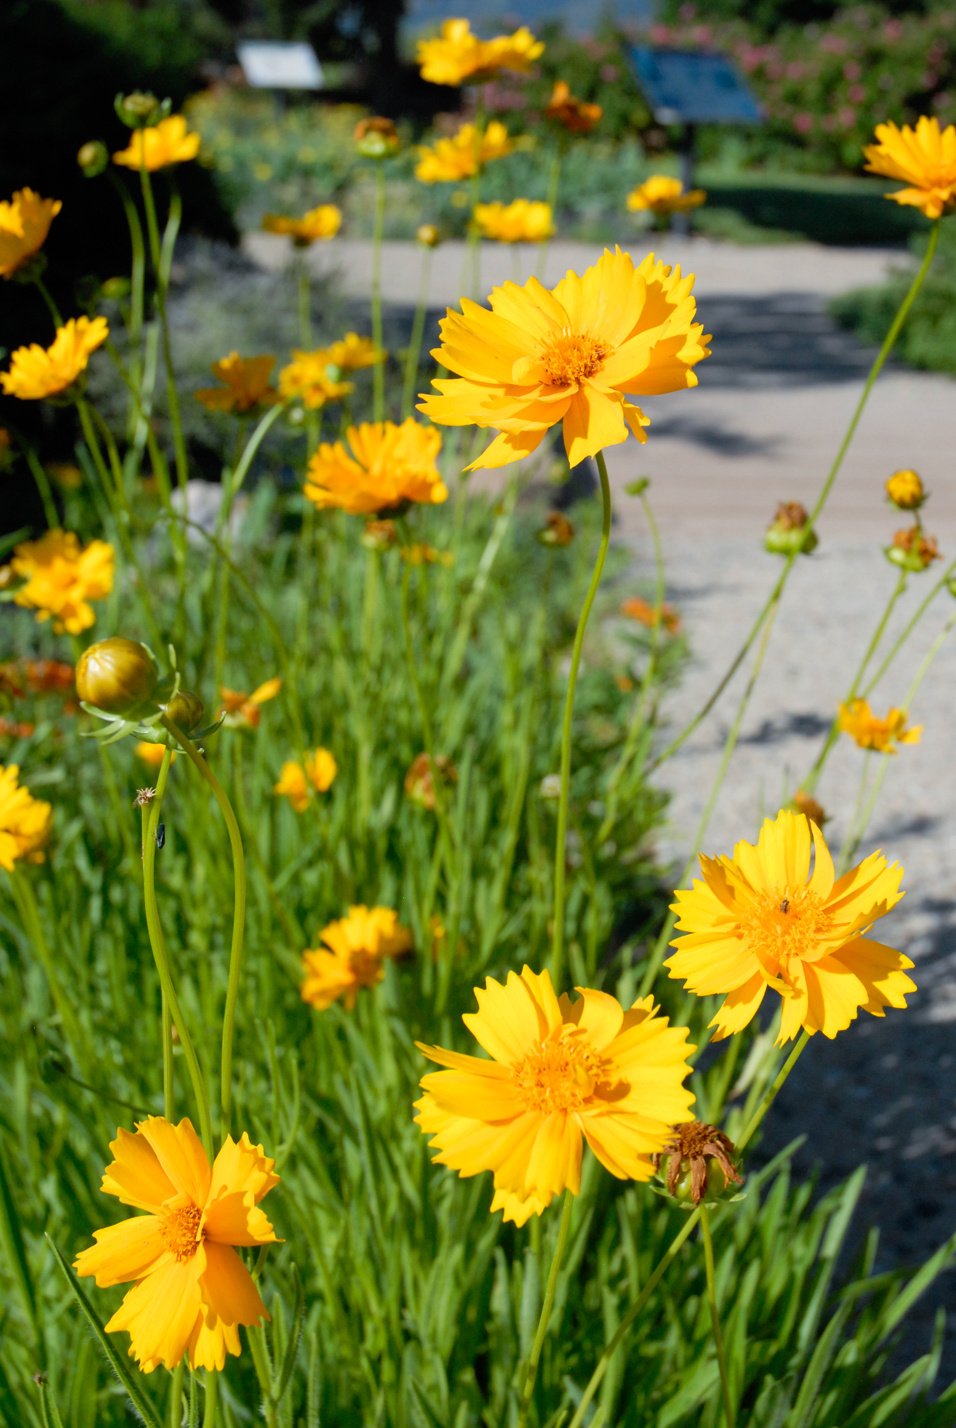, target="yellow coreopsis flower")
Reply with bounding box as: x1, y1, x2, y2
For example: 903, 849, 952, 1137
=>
112, 115, 201, 171
417, 18, 543, 86
544, 81, 602, 135
1, 316, 109, 401
627, 176, 707, 216
863, 116, 956, 220
666, 810, 916, 1043
277, 350, 354, 410
837, 698, 922, 753
415, 965, 695, 1225
262, 205, 342, 245
273, 748, 337, 812
301, 905, 413, 1011
885, 468, 925, 510
220, 678, 281, 730
195, 352, 278, 413
304, 419, 447, 515
0, 764, 52, 870
0, 189, 62, 279
74, 1117, 279, 1373
8, 529, 114, 634
473, 199, 554, 243
419, 247, 710, 470
324, 332, 385, 371
415, 121, 517, 183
